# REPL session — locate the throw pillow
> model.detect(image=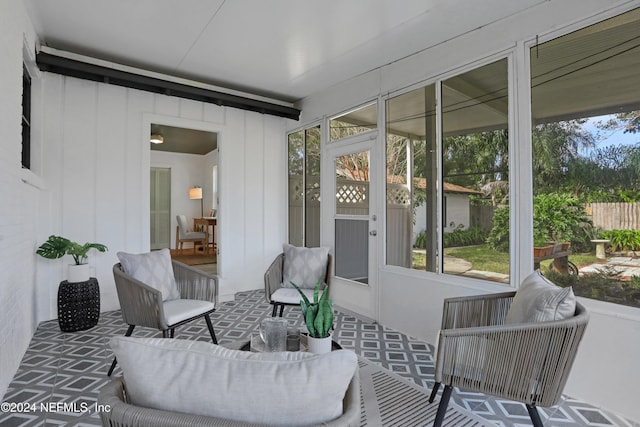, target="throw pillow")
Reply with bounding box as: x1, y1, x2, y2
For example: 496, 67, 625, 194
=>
282, 244, 330, 289
505, 270, 576, 324
116, 249, 180, 301
110, 336, 358, 426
